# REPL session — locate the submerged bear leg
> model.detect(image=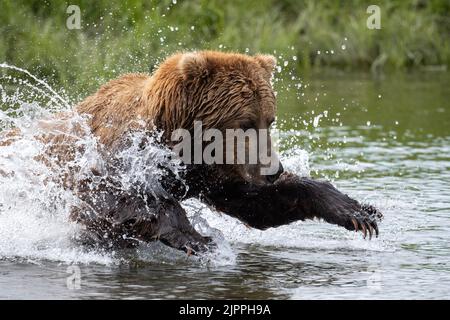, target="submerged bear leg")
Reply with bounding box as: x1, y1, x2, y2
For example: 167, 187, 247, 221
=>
148, 196, 214, 254
203, 172, 382, 238
71, 177, 213, 254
